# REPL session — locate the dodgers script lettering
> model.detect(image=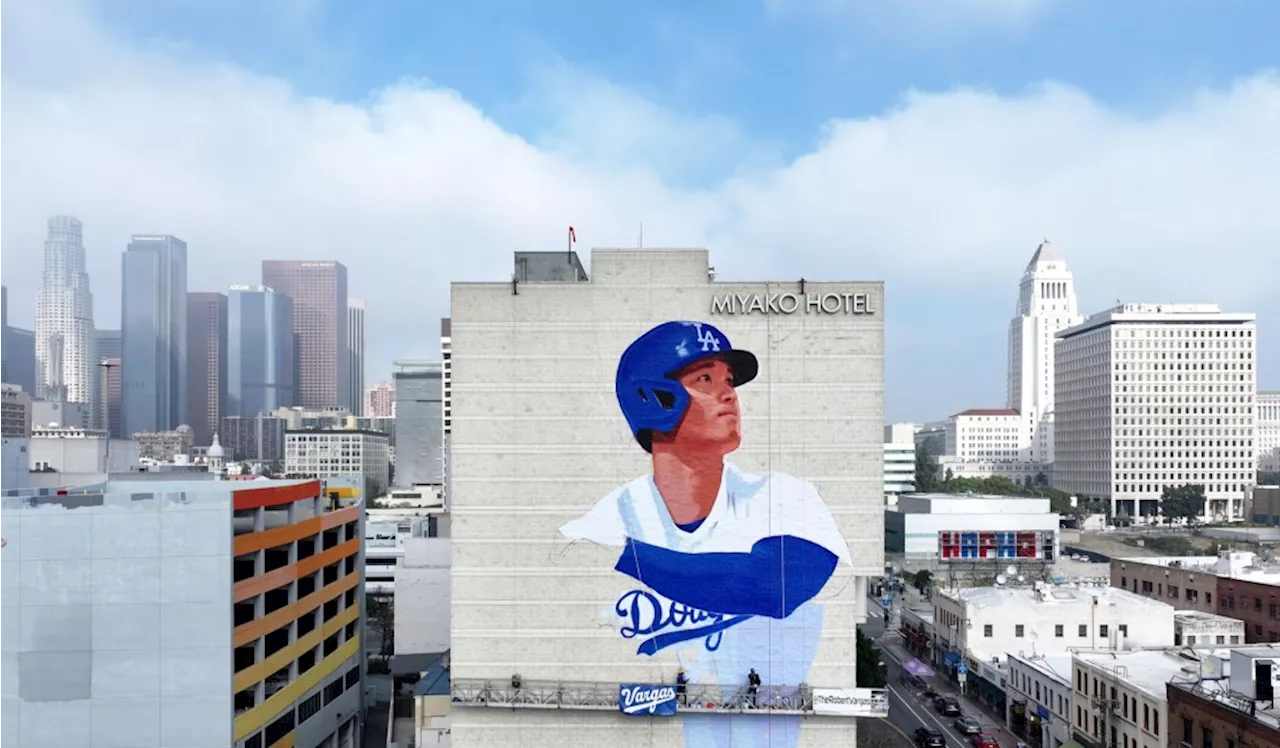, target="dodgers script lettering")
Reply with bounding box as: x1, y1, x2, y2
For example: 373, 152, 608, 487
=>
616, 589, 737, 653
710, 292, 875, 316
